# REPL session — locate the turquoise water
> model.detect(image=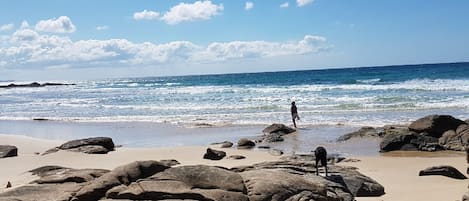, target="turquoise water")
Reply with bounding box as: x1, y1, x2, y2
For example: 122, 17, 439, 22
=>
1, 62, 468, 127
